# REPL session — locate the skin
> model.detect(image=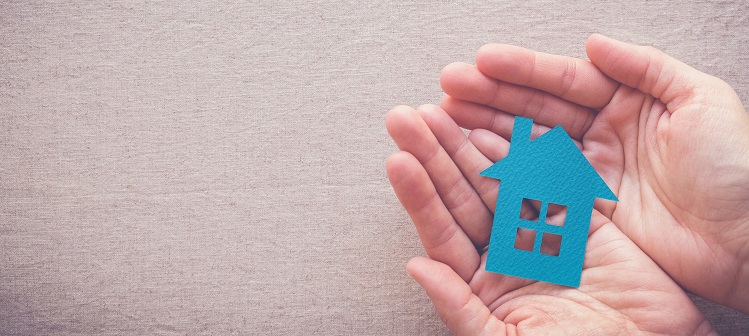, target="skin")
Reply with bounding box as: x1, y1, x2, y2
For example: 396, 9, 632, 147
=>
386, 34, 749, 334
